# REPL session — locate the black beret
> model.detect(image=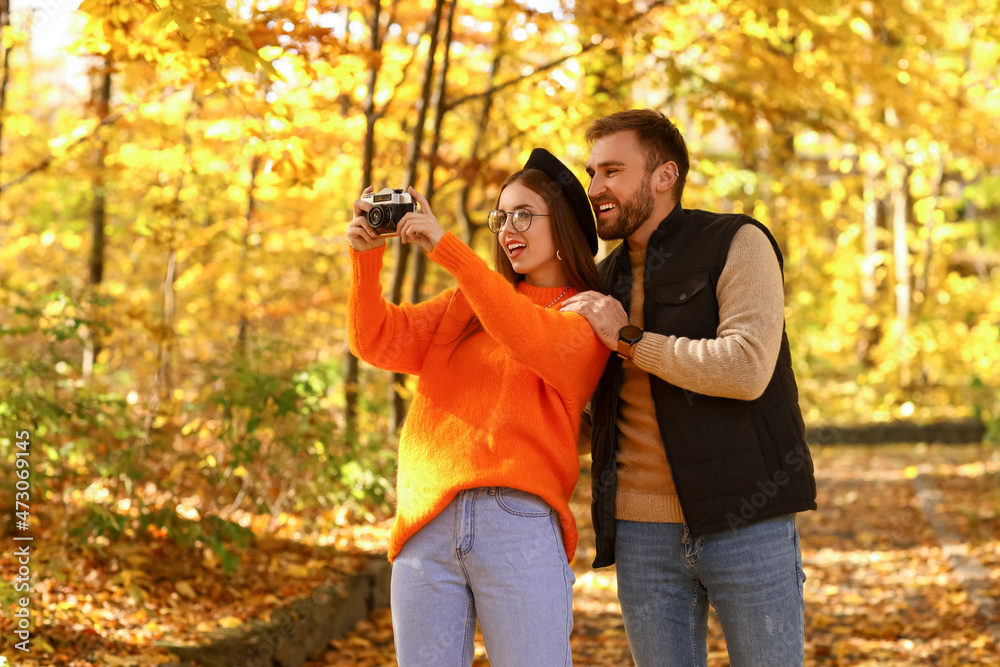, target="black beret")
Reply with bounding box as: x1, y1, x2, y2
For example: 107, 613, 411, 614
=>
523, 148, 598, 256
